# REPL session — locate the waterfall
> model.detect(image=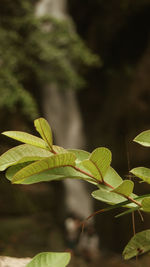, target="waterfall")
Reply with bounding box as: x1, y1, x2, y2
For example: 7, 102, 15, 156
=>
35, 0, 93, 220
